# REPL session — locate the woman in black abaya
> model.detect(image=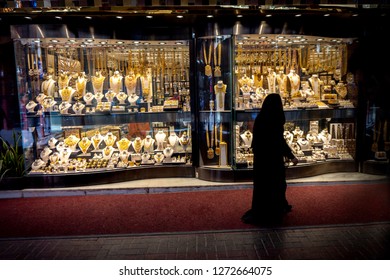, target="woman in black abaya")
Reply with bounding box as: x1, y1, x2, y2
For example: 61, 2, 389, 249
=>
242, 93, 298, 224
